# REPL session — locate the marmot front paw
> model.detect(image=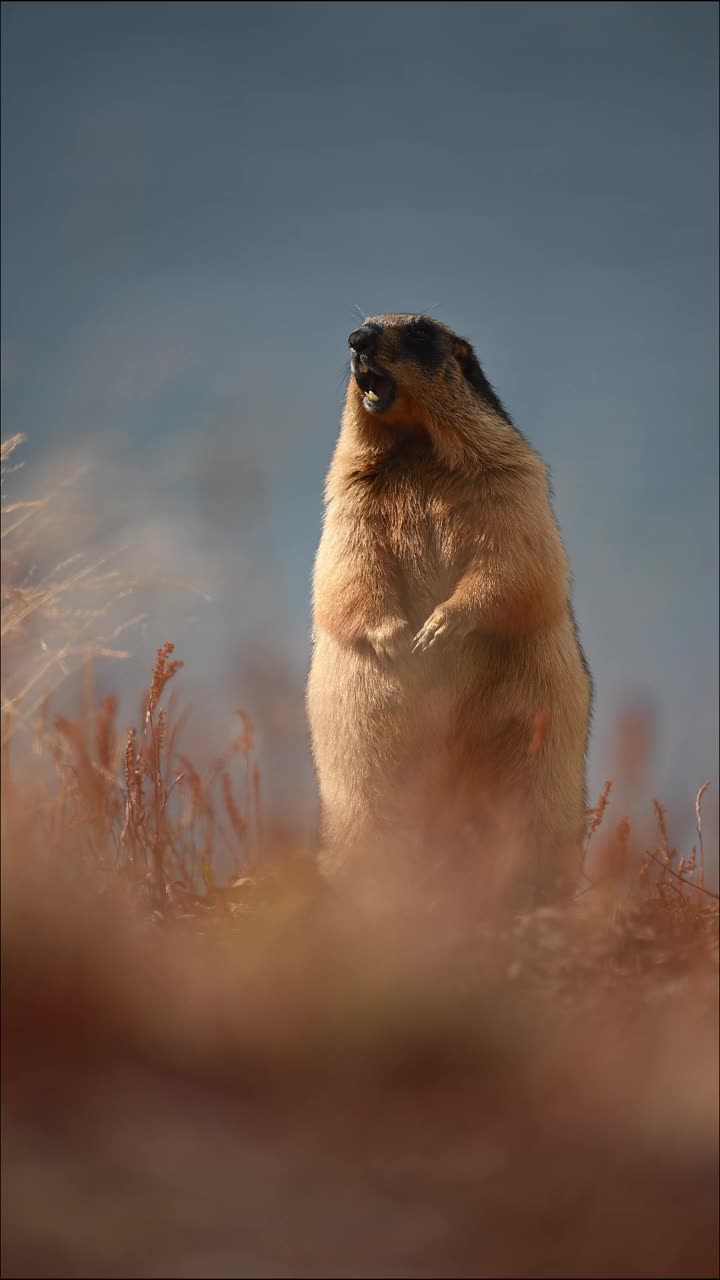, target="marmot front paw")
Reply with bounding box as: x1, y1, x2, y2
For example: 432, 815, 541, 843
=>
367, 620, 412, 663
411, 606, 466, 654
